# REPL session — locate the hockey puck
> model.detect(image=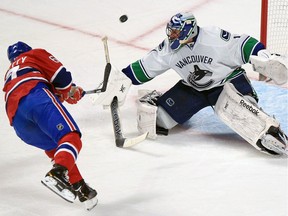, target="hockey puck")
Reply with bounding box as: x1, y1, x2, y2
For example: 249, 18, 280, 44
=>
119, 15, 128, 23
